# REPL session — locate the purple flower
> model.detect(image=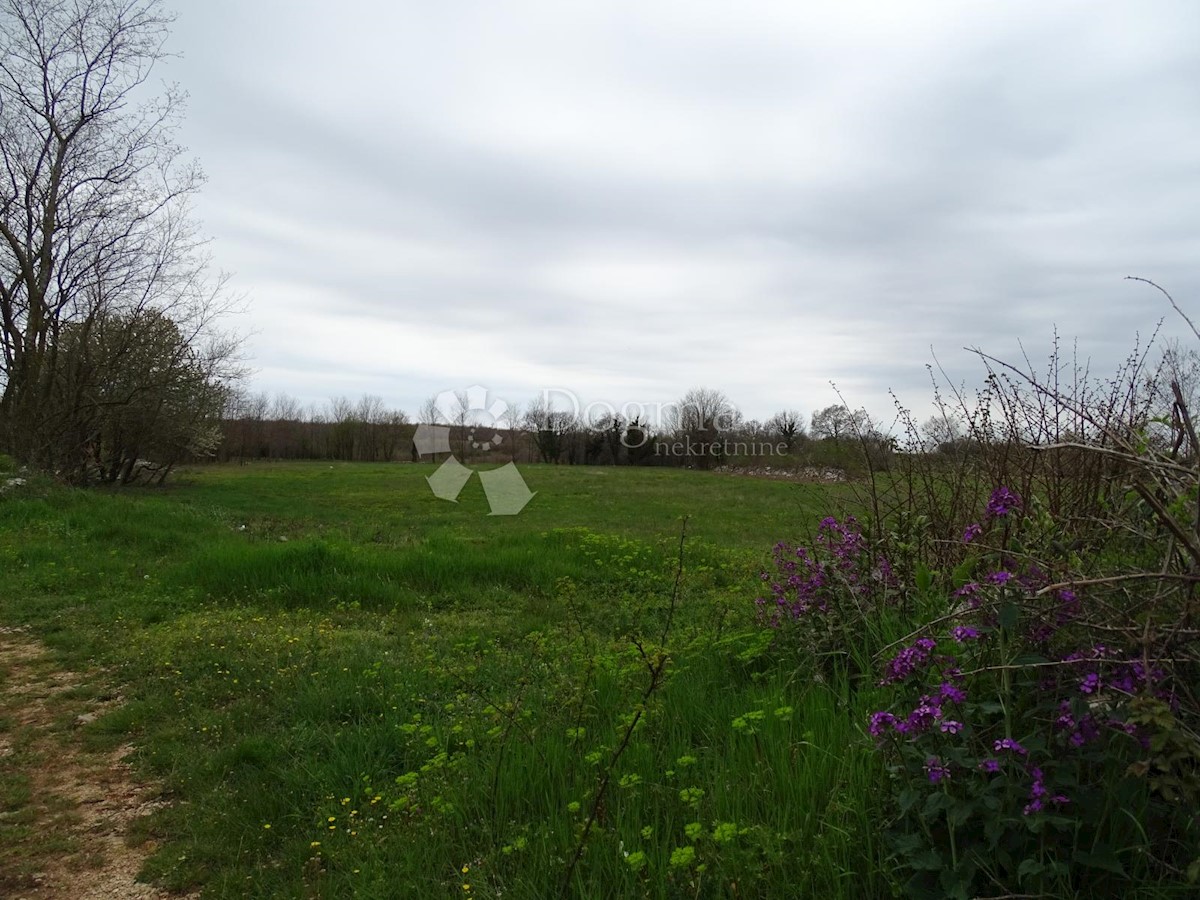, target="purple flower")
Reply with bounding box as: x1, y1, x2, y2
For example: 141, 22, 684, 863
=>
868, 711, 899, 739
954, 582, 982, 609
987, 570, 1012, 585
939, 682, 967, 704
939, 720, 963, 735
905, 702, 942, 734
1054, 701, 1076, 732
979, 758, 1001, 773
986, 486, 1021, 518
1029, 767, 1046, 797
994, 738, 1028, 756
881, 638, 938, 684
962, 523, 982, 543
951, 625, 980, 643
1022, 769, 1067, 816
1056, 589, 1081, 624
1079, 672, 1101, 695
924, 756, 950, 784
